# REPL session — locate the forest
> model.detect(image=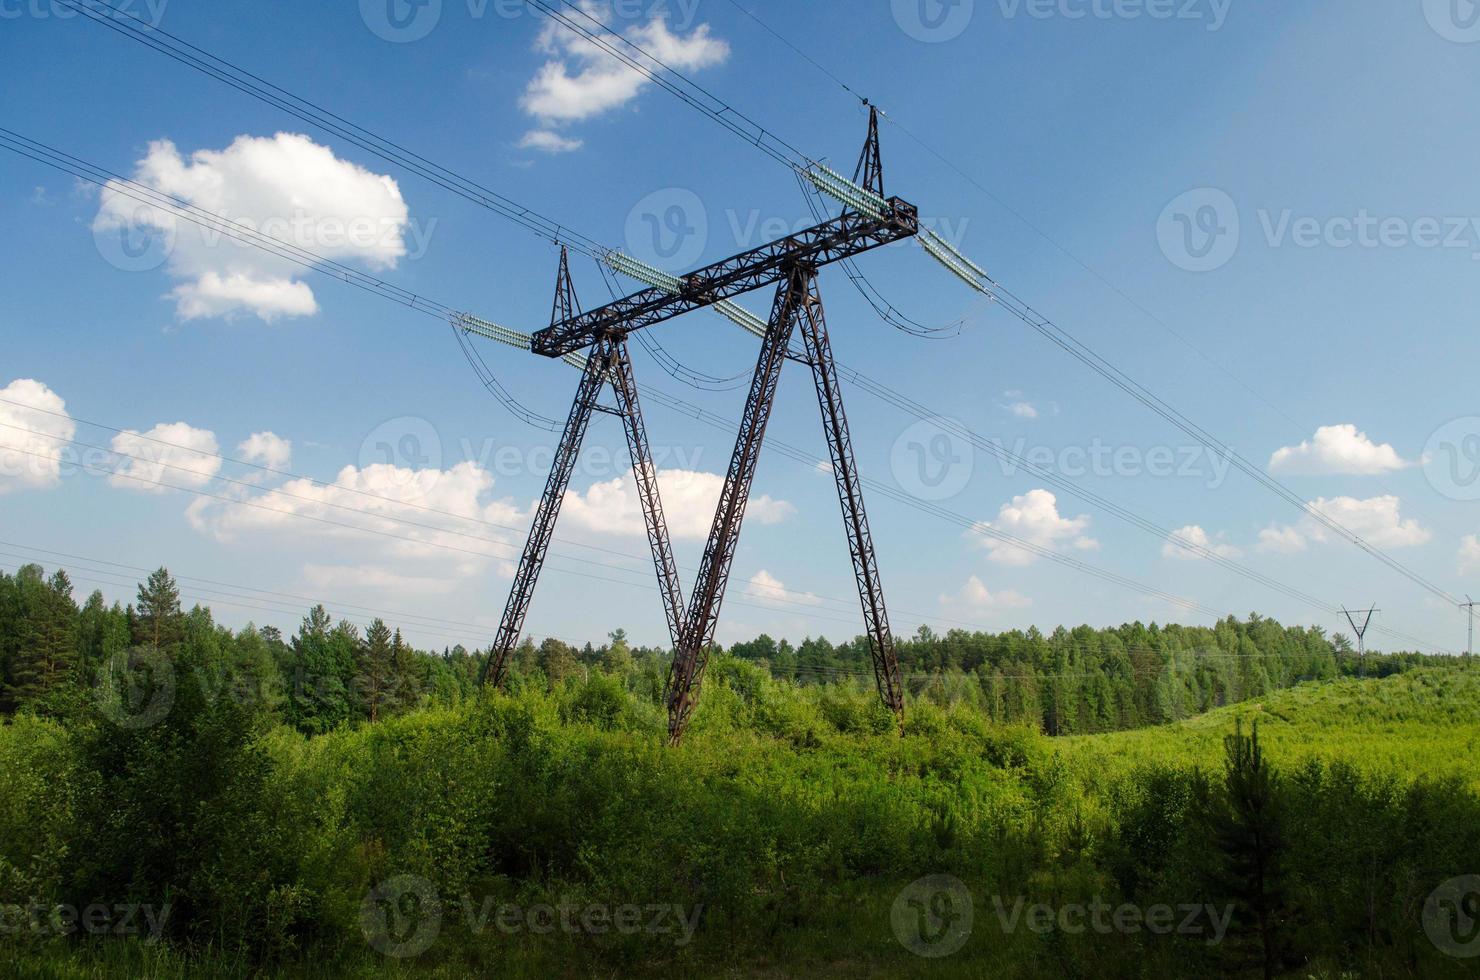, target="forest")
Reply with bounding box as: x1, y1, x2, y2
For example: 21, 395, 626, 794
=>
1, 561, 1476, 977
